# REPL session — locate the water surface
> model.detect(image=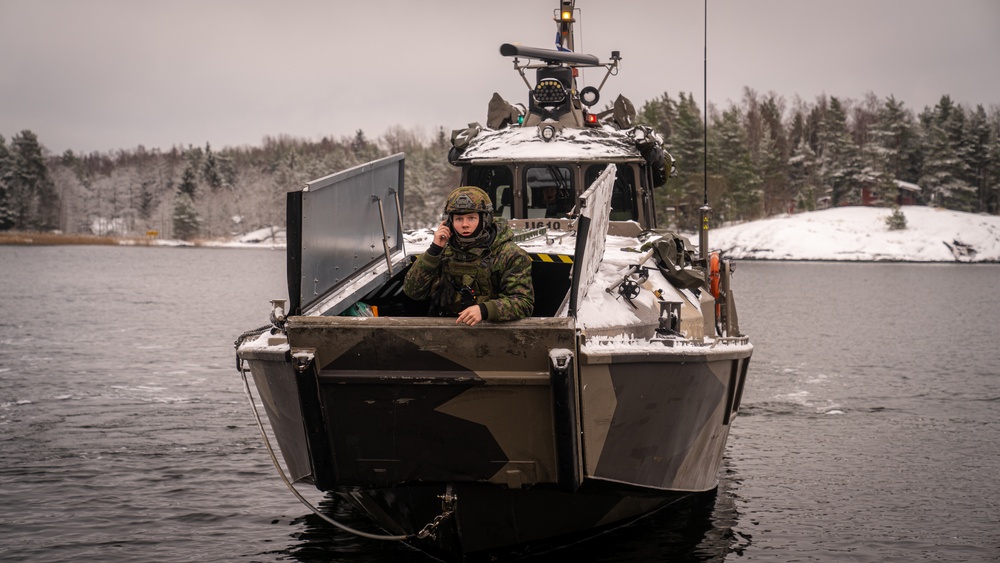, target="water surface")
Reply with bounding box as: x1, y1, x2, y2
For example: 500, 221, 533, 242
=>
1, 247, 997, 561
